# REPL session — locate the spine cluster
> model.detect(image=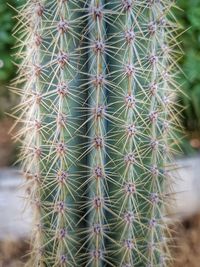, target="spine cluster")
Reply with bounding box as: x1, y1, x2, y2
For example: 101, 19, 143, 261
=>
79, 1, 108, 266
13, 0, 179, 266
